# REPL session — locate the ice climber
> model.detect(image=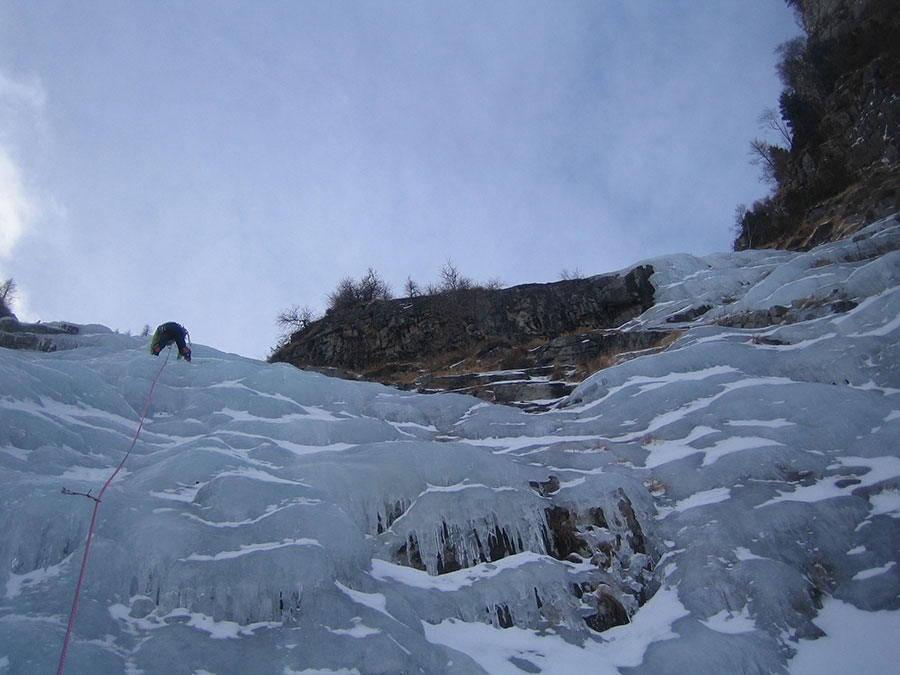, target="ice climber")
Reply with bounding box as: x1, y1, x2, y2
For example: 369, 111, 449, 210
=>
150, 321, 191, 362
